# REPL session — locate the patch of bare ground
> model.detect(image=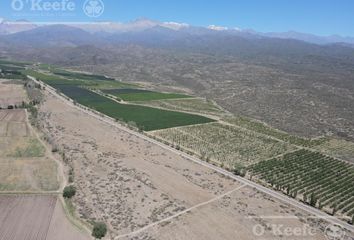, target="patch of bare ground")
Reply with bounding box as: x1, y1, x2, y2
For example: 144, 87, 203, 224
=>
46, 198, 91, 240
122, 186, 352, 240
35, 92, 346, 240
0, 195, 56, 240
0, 195, 90, 240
